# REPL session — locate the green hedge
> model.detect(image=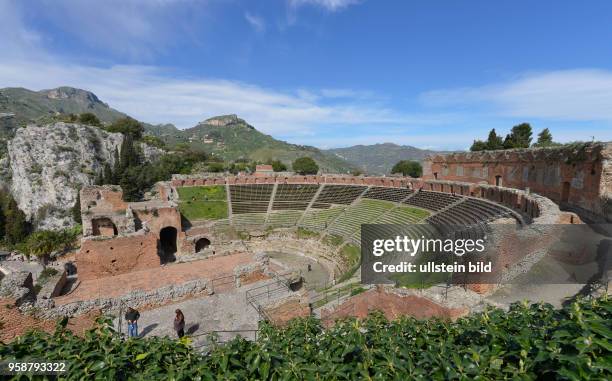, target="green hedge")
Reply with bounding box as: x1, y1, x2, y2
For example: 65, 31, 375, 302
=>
1, 297, 610, 380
